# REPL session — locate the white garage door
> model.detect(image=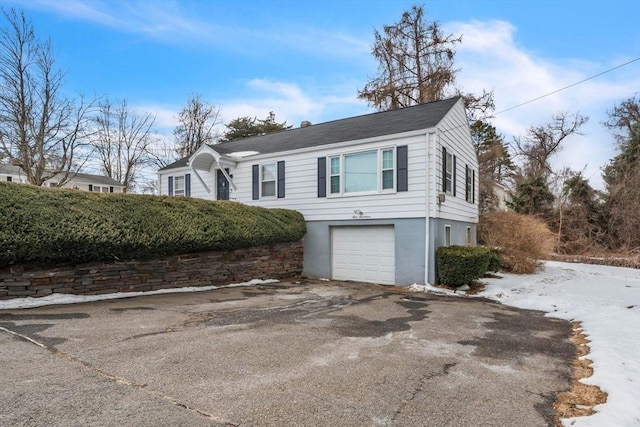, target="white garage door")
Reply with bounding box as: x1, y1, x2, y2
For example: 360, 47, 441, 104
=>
331, 226, 395, 285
